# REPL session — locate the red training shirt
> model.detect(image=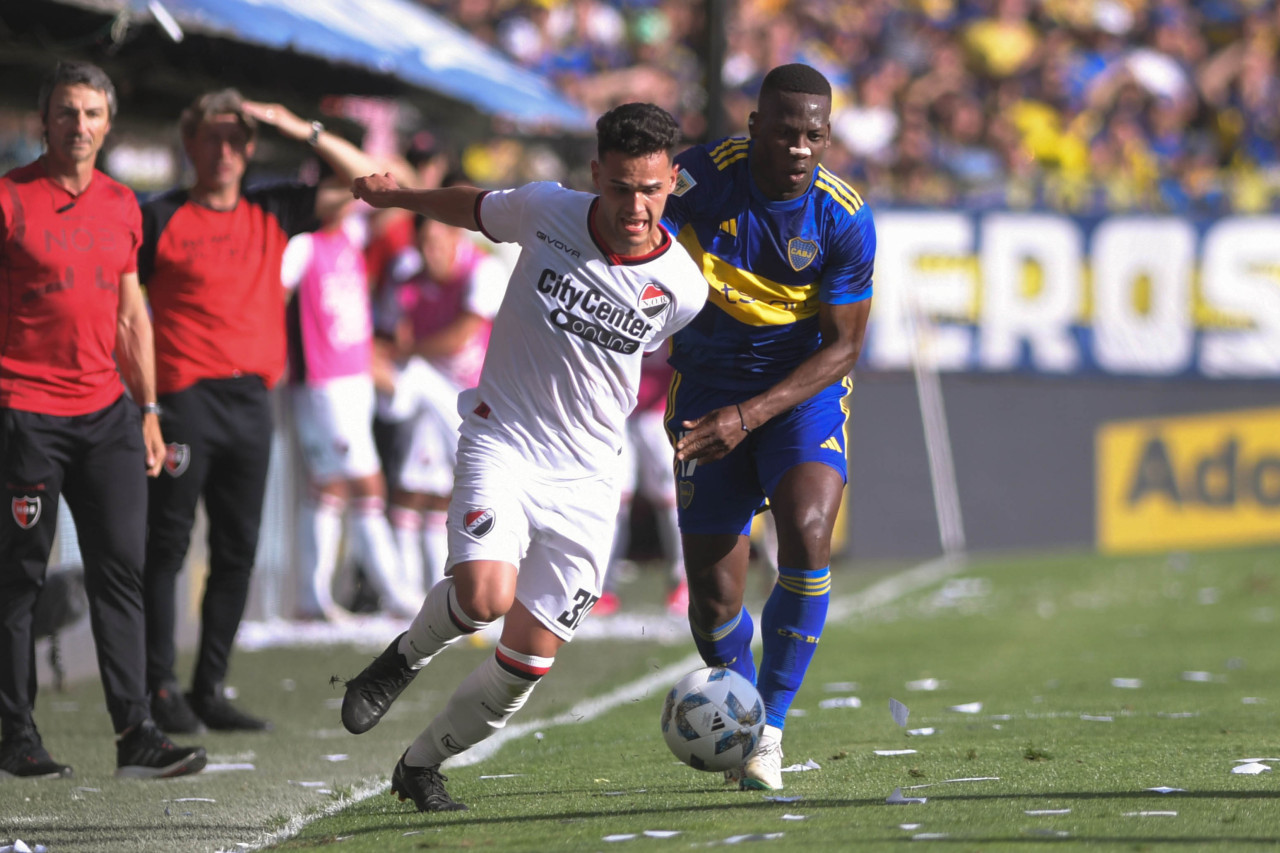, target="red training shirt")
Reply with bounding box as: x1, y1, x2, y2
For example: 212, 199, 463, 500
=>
140, 183, 317, 395
0, 159, 140, 416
